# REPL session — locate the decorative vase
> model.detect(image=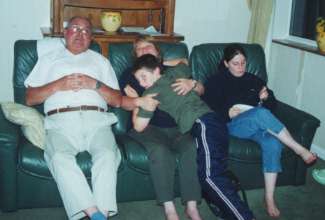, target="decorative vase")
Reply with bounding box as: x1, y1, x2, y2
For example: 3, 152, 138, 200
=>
316, 32, 325, 54
101, 11, 122, 32
315, 17, 325, 54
